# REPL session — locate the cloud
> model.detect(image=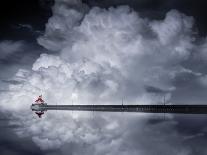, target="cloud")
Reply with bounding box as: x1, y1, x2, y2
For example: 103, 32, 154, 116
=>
37, 0, 89, 51
0, 41, 24, 60
1, 0, 207, 155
